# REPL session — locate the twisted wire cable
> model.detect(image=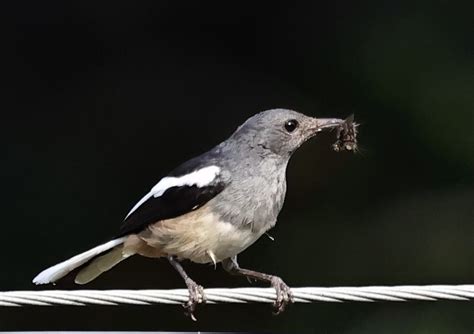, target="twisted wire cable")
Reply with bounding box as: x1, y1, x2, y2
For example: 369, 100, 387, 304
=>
1, 285, 473, 307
